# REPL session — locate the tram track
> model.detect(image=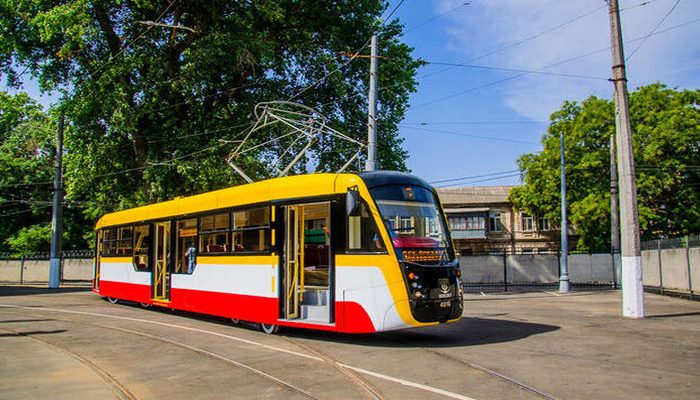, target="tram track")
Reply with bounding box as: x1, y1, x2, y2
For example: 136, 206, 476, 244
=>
379, 333, 559, 400
281, 337, 386, 400
0, 308, 321, 400
0, 326, 138, 400
1, 302, 480, 400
